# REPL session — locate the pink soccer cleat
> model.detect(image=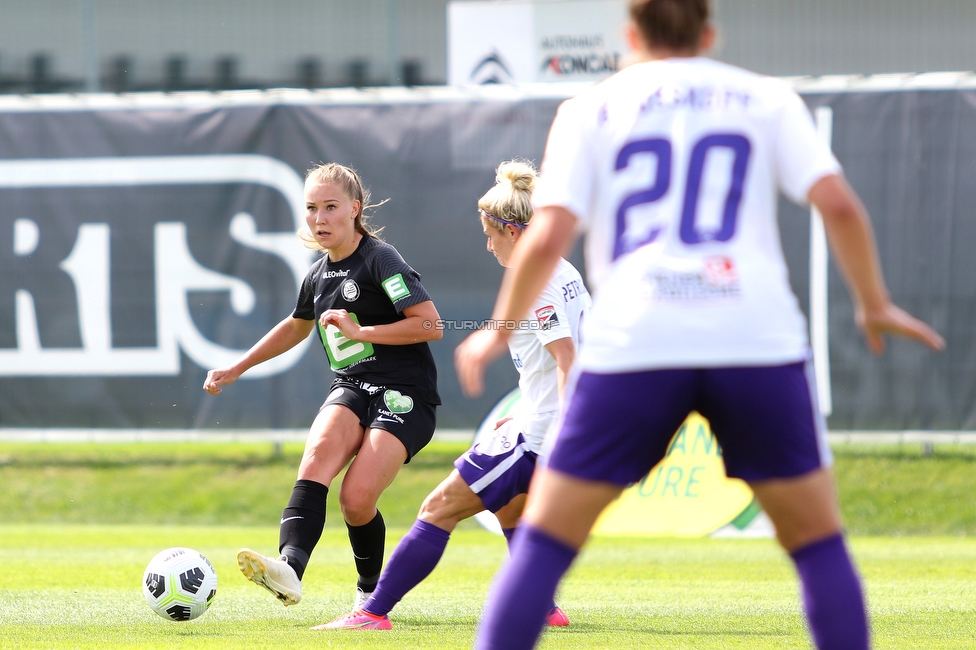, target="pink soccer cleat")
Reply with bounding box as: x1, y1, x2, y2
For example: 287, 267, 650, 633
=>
310, 609, 392, 631
546, 606, 570, 627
